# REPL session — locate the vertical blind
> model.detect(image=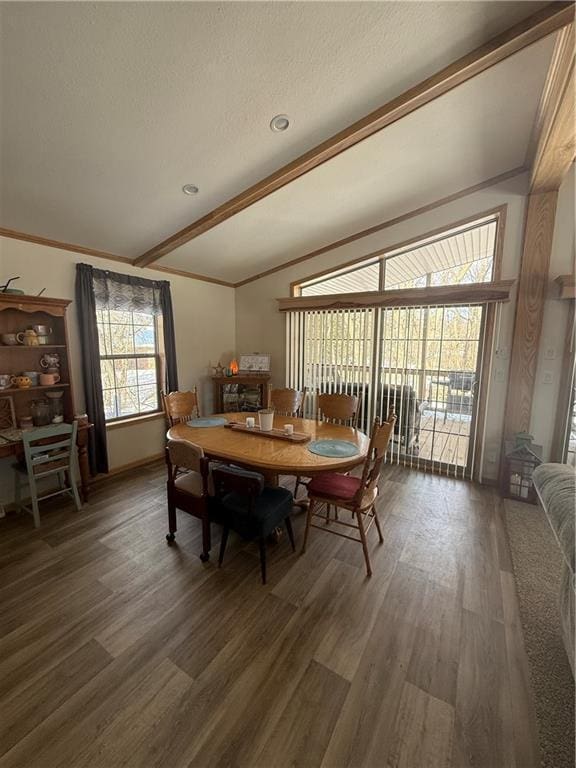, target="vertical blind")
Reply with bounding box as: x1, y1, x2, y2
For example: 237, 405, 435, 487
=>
286, 303, 484, 478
